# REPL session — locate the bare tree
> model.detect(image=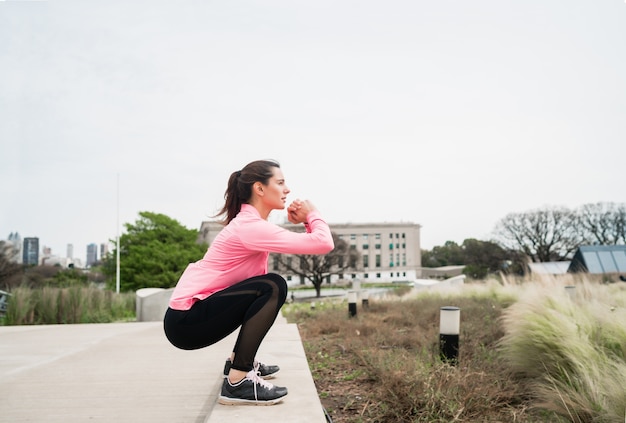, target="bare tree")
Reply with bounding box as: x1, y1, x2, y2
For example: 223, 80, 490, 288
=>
576, 202, 626, 245
0, 241, 24, 290
493, 207, 582, 262
272, 233, 360, 298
